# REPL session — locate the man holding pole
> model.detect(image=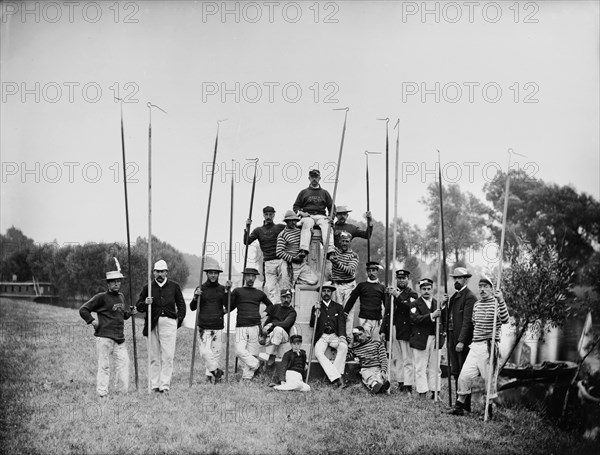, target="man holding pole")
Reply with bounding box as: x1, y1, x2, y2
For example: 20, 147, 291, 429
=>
442, 268, 477, 398
410, 278, 445, 398
230, 268, 274, 381
136, 259, 186, 394
381, 269, 419, 393
293, 169, 335, 259
243, 206, 285, 302
344, 261, 386, 341
330, 232, 359, 341
333, 205, 373, 249
189, 264, 232, 384
450, 275, 509, 418
79, 266, 135, 397
310, 282, 348, 389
